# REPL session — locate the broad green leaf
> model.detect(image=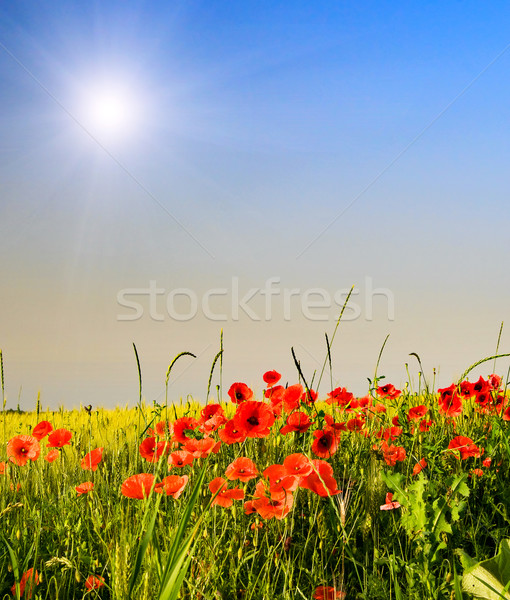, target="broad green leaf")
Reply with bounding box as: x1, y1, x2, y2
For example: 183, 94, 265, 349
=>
460, 539, 510, 599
